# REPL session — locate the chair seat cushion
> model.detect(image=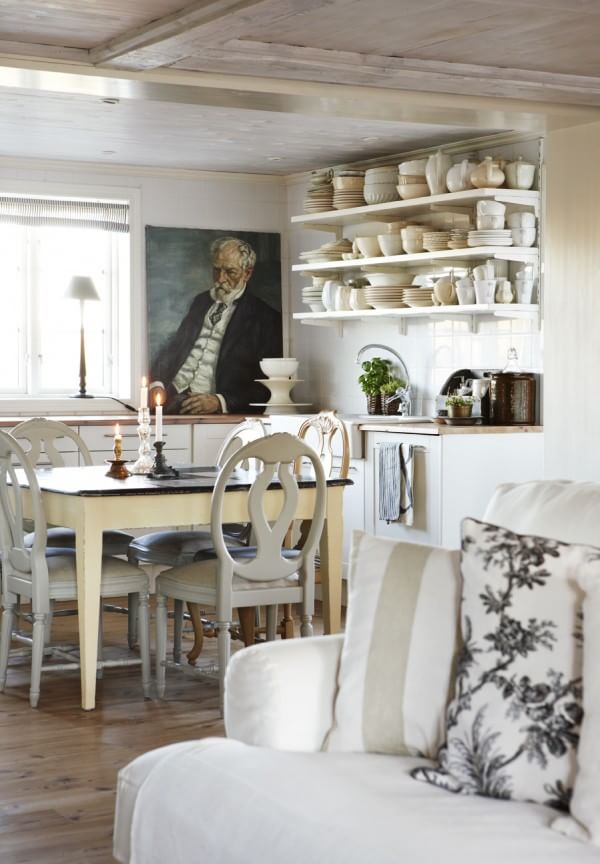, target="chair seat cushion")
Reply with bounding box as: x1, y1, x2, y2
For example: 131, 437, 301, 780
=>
15, 551, 148, 599
157, 558, 299, 596
25, 528, 134, 557
128, 529, 245, 567
114, 739, 597, 864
